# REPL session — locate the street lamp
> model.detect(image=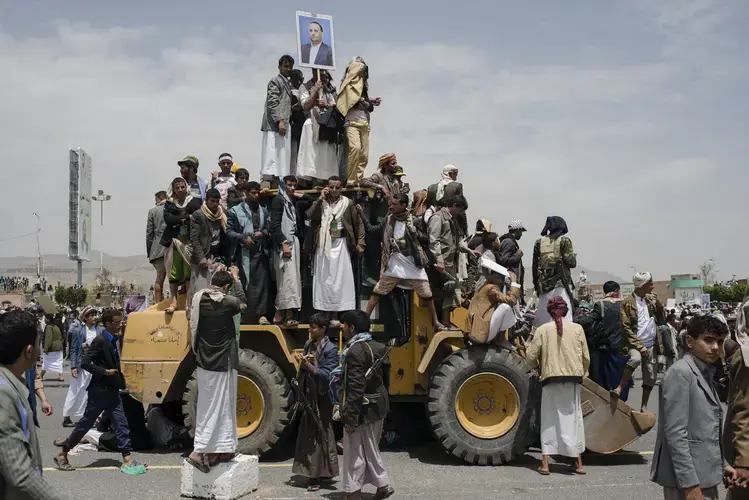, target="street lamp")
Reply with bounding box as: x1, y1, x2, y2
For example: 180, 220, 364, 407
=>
92, 189, 112, 226
32, 213, 42, 278
92, 190, 112, 273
